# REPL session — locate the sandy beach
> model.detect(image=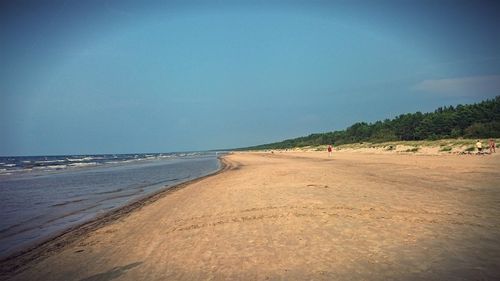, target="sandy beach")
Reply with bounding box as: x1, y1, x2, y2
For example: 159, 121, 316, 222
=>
2, 151, 500, 280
